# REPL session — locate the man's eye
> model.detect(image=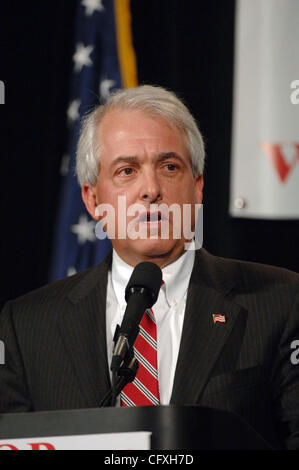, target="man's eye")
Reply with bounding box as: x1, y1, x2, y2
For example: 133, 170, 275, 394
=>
120, 167, 134, 175
165, 164, 177, 171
